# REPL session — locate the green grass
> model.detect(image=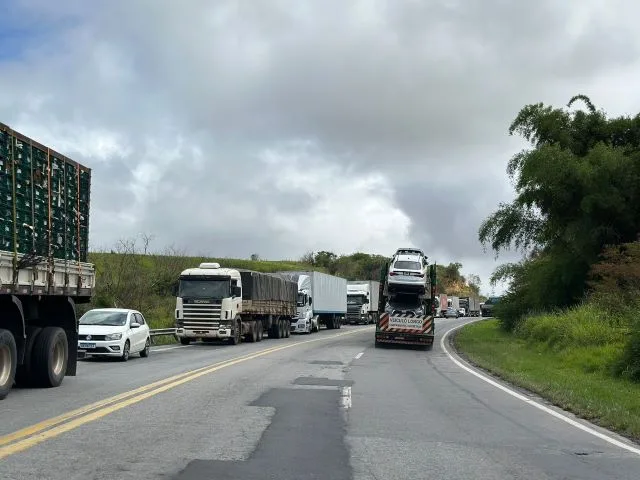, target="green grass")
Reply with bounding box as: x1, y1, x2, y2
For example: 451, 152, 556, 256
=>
454, 310, 640, 442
